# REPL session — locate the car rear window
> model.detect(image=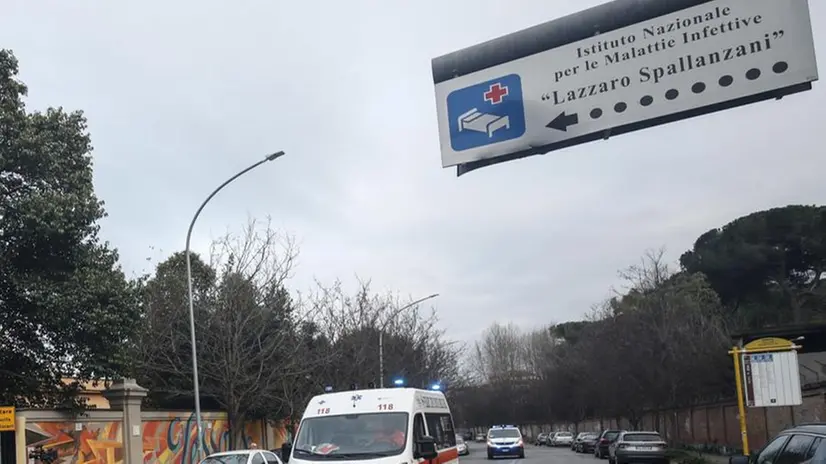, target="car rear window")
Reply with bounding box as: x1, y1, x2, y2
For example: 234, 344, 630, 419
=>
558, 432, 572, 436
623, 433, 662, 442
604, 431, 620, 439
